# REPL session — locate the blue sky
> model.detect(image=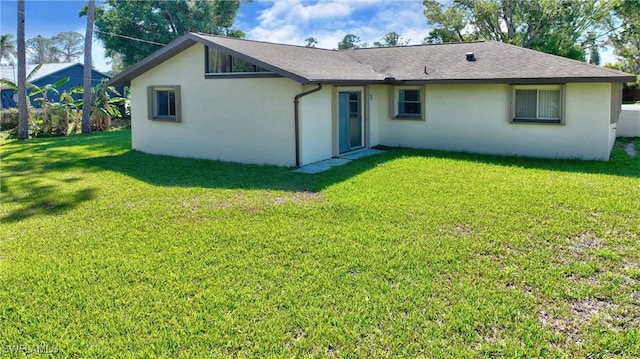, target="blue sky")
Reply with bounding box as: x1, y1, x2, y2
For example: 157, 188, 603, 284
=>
0, 0, 616, 71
